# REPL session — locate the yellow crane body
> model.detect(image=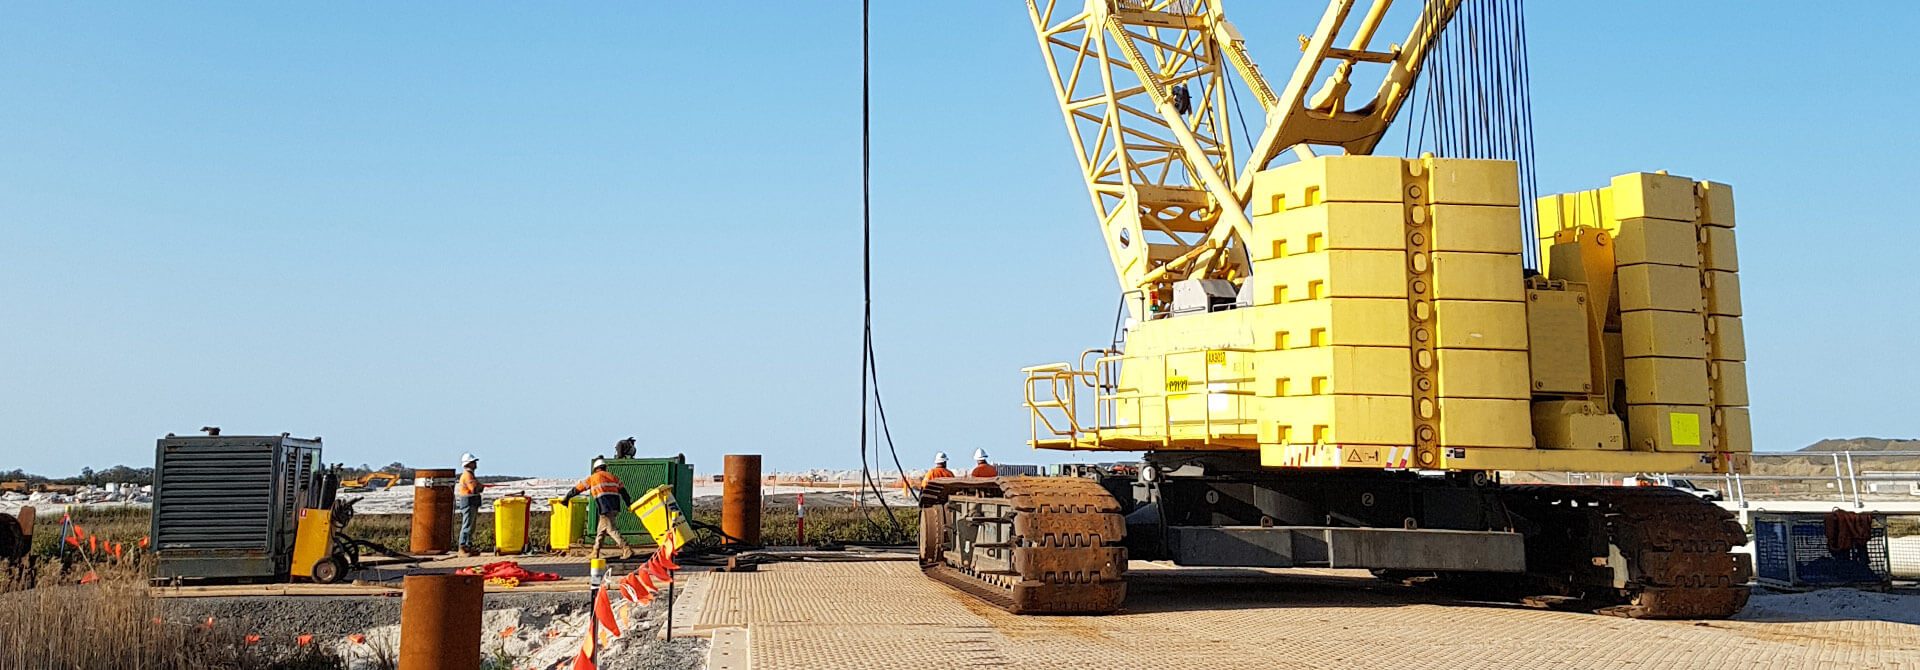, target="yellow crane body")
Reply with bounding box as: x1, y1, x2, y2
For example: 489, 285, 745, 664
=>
1024, 156, 1751, 477
920, 0, 1754, 621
